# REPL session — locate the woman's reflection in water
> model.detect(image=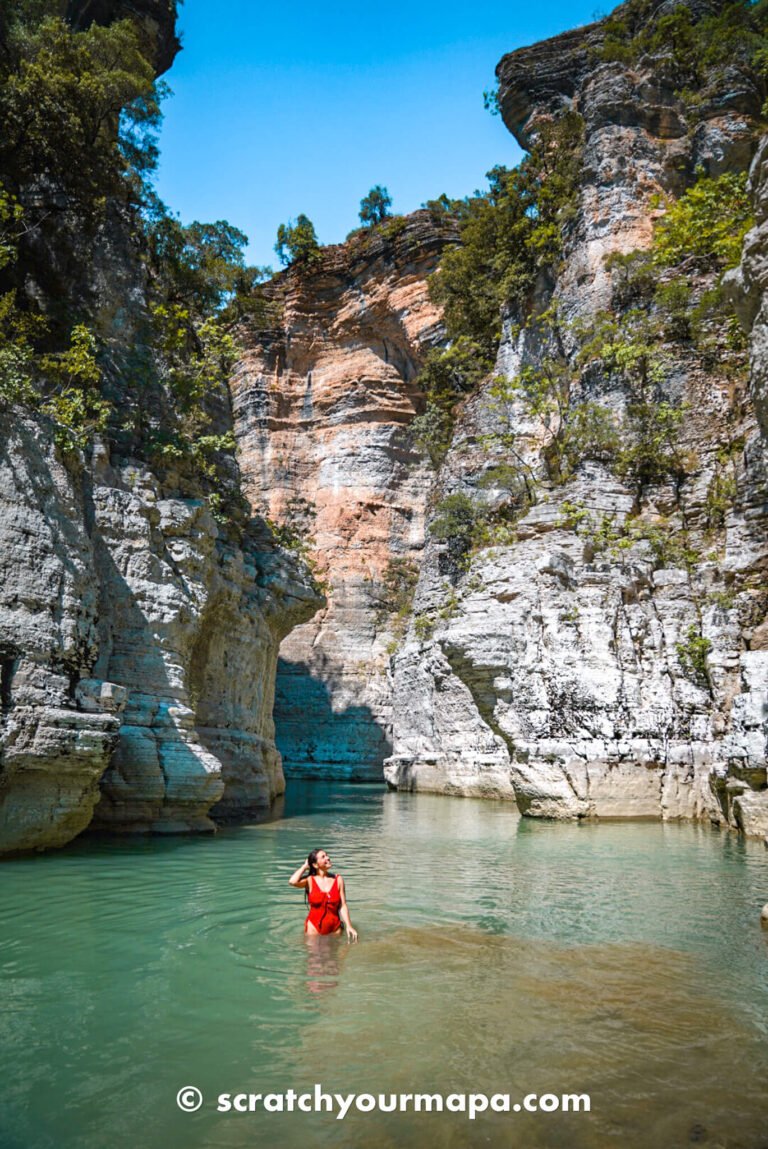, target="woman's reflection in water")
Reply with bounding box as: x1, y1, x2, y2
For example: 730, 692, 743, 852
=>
303, 932, 351, 995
